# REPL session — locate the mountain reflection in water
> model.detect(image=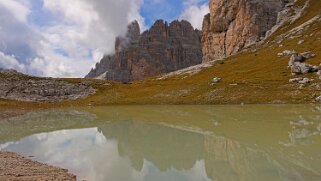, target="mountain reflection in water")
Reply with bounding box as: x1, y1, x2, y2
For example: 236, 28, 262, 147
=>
0, 105, 321, 181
